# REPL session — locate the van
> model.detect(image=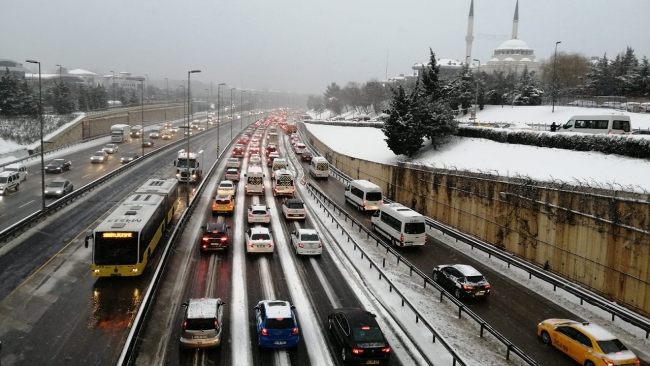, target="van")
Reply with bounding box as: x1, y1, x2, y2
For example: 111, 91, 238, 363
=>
271, 158, 288, 178
309, 156, 329, 179
267, 132, 279, 145
0, 171, 21, 195
344, 180, 383, 211
371, 203, 427, 247
273, 169, 294, 197
3, 163, 27, 182
244, 165, 265, 194
559, 114, 632, 135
